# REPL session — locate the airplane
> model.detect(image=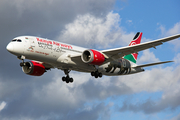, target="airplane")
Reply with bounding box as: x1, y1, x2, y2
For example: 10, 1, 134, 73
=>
6, 32, 180, 83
